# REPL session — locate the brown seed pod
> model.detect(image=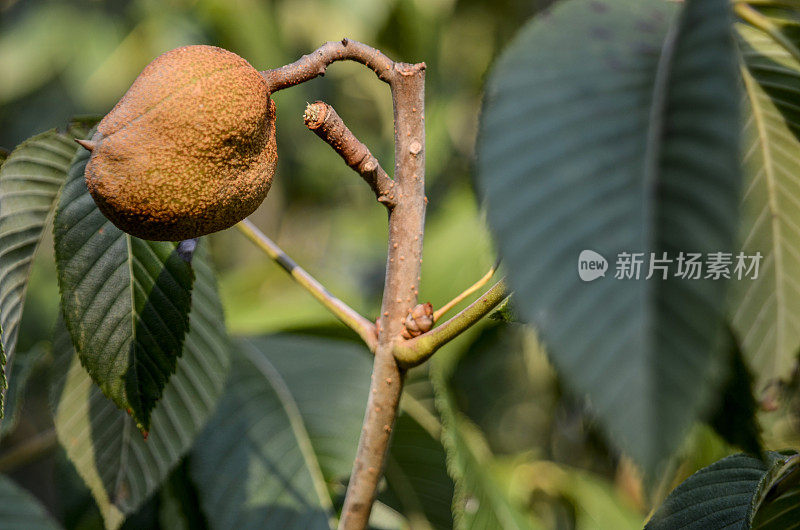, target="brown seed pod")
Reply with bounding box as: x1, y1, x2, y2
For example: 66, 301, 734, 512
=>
80, 45, 277, 241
